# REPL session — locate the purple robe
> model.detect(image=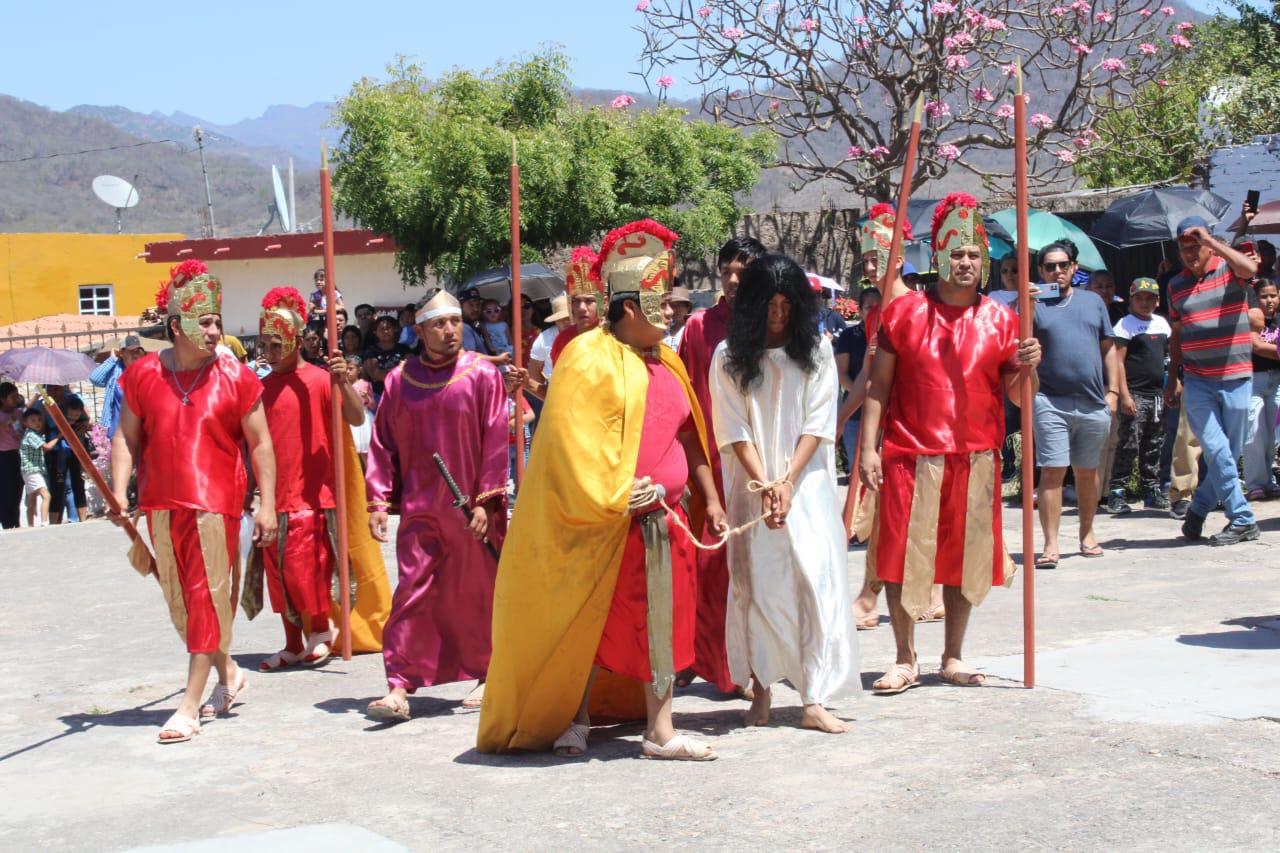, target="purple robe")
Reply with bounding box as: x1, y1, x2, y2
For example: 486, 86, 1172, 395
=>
366, 350, 509, 691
